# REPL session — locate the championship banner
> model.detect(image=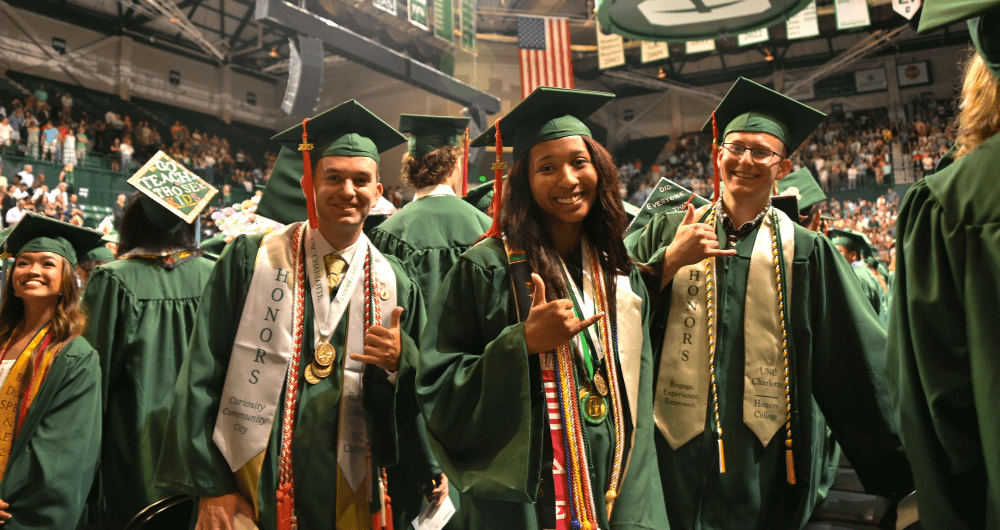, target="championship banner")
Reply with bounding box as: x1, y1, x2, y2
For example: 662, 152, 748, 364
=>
786, 1, 819, 40
409, 0, 429, 30
597, 21, 626, 69
686, 39, 716, 54
626, 177, 710, 238
835, 0, 871, 30
460, 0, 476, 52
595, 0, 812, 42
641, 41, 670, 63
127, 151, 217, 224
374, 0, 395, 15
897, 61, 930, 87
435, 0, 454, 43
855, 67, 887, 93
738, 28, 769, 46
